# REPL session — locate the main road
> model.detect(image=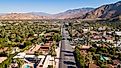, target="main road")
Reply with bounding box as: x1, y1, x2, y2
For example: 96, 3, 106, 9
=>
59, 23, 77, 68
